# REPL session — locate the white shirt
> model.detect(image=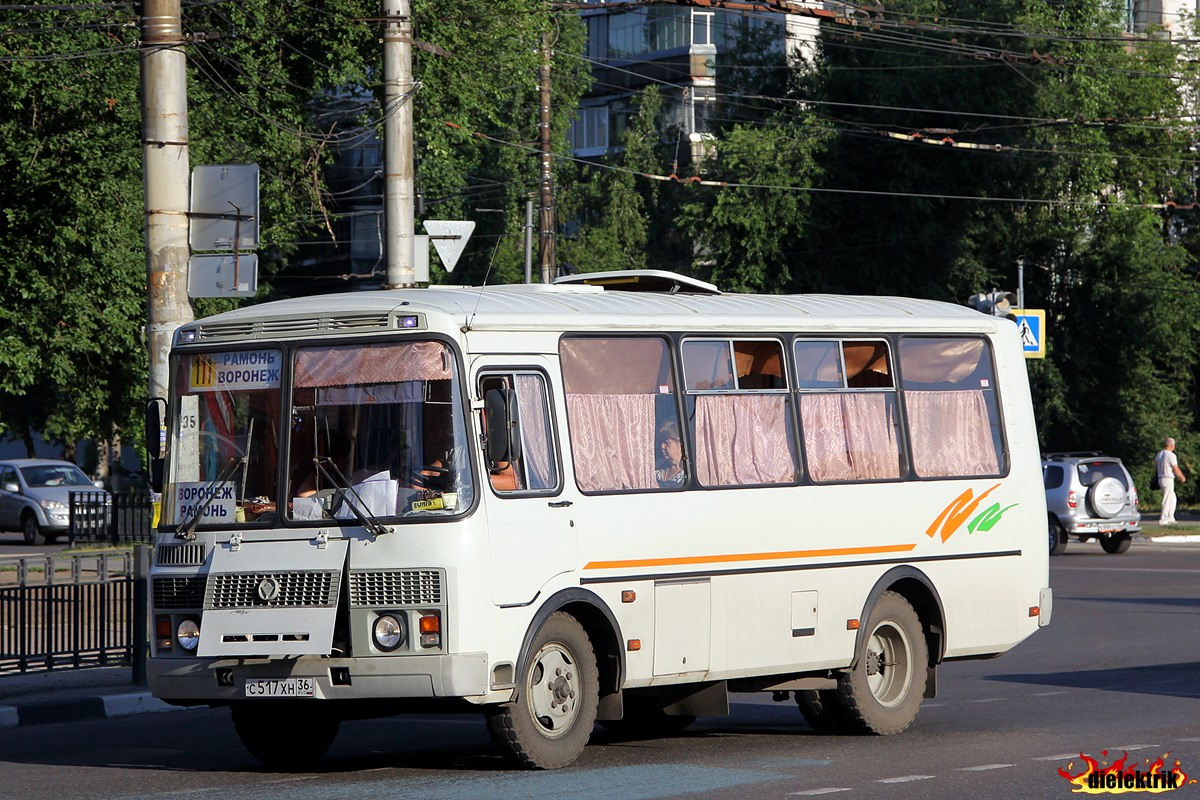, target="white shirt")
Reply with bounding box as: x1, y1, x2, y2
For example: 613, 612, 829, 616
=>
1156, 449, 1178, 480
